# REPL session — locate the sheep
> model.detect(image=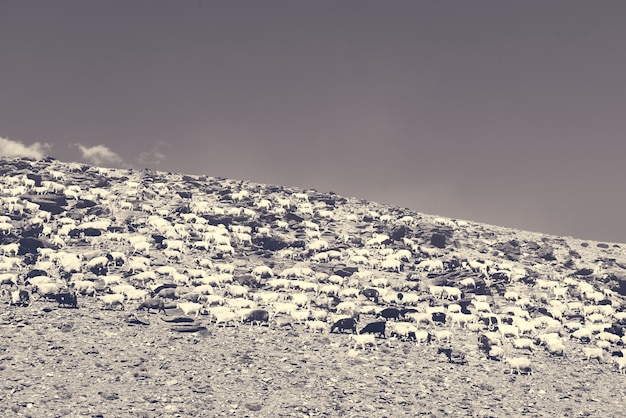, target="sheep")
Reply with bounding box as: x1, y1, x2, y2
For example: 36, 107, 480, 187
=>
350, 334, 377, 350
583, 346, 606, 363
226, 298, 256, 310
471, 300, 492, 314
597, 332, 621, 344
99, 294, 125, 310
289, 309, 310, 324
434, 330, 453, 343
414, 330, 432, 345
406, 312, 435, 328
137, 298, 167, 314
437, 347, 466, 364
0, 273, 18, 286
488, 346, 505, 361
512, 338, 535, 351
0, 243, 19, 256
545, 339, 566, 356
330, 317, 357, 334
243, 309, 270, 325
504, 356, 532, 375
71, 280, 97, 297
387, 322, 418, 341
177, 302, 205, 318
429, 285, 444, 299
504, 290, 520, 301
0, 222, 13, 234
448, 312, 476, 328
251, 265, 273, 278
380, 258, 401, 273
213, 310, 240, 327
613, 356, 626, 374
32, 283, 62, 300
571, 328, 593, 342
499, 324, 520, 339
305, 320, 328, 333
10, 289, 30, 306
359, 321, 387, 338
442, 286, 462, 300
